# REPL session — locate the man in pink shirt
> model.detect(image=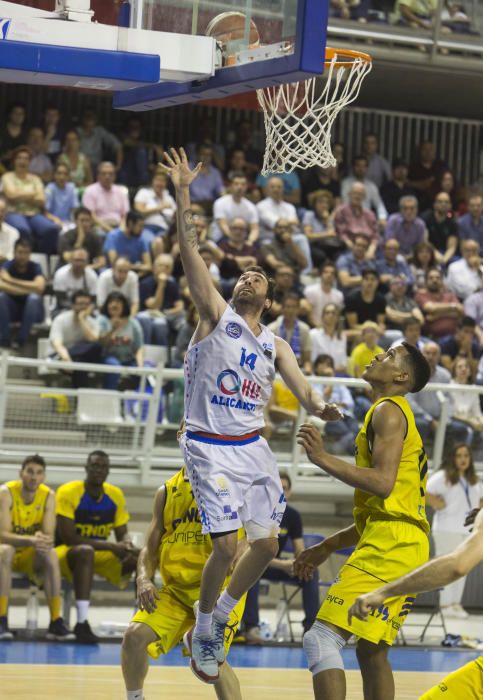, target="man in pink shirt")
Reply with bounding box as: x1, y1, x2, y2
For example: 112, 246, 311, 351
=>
334, 182, 379, 259
415, 267, 464, 338
82, 162, 129, 234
